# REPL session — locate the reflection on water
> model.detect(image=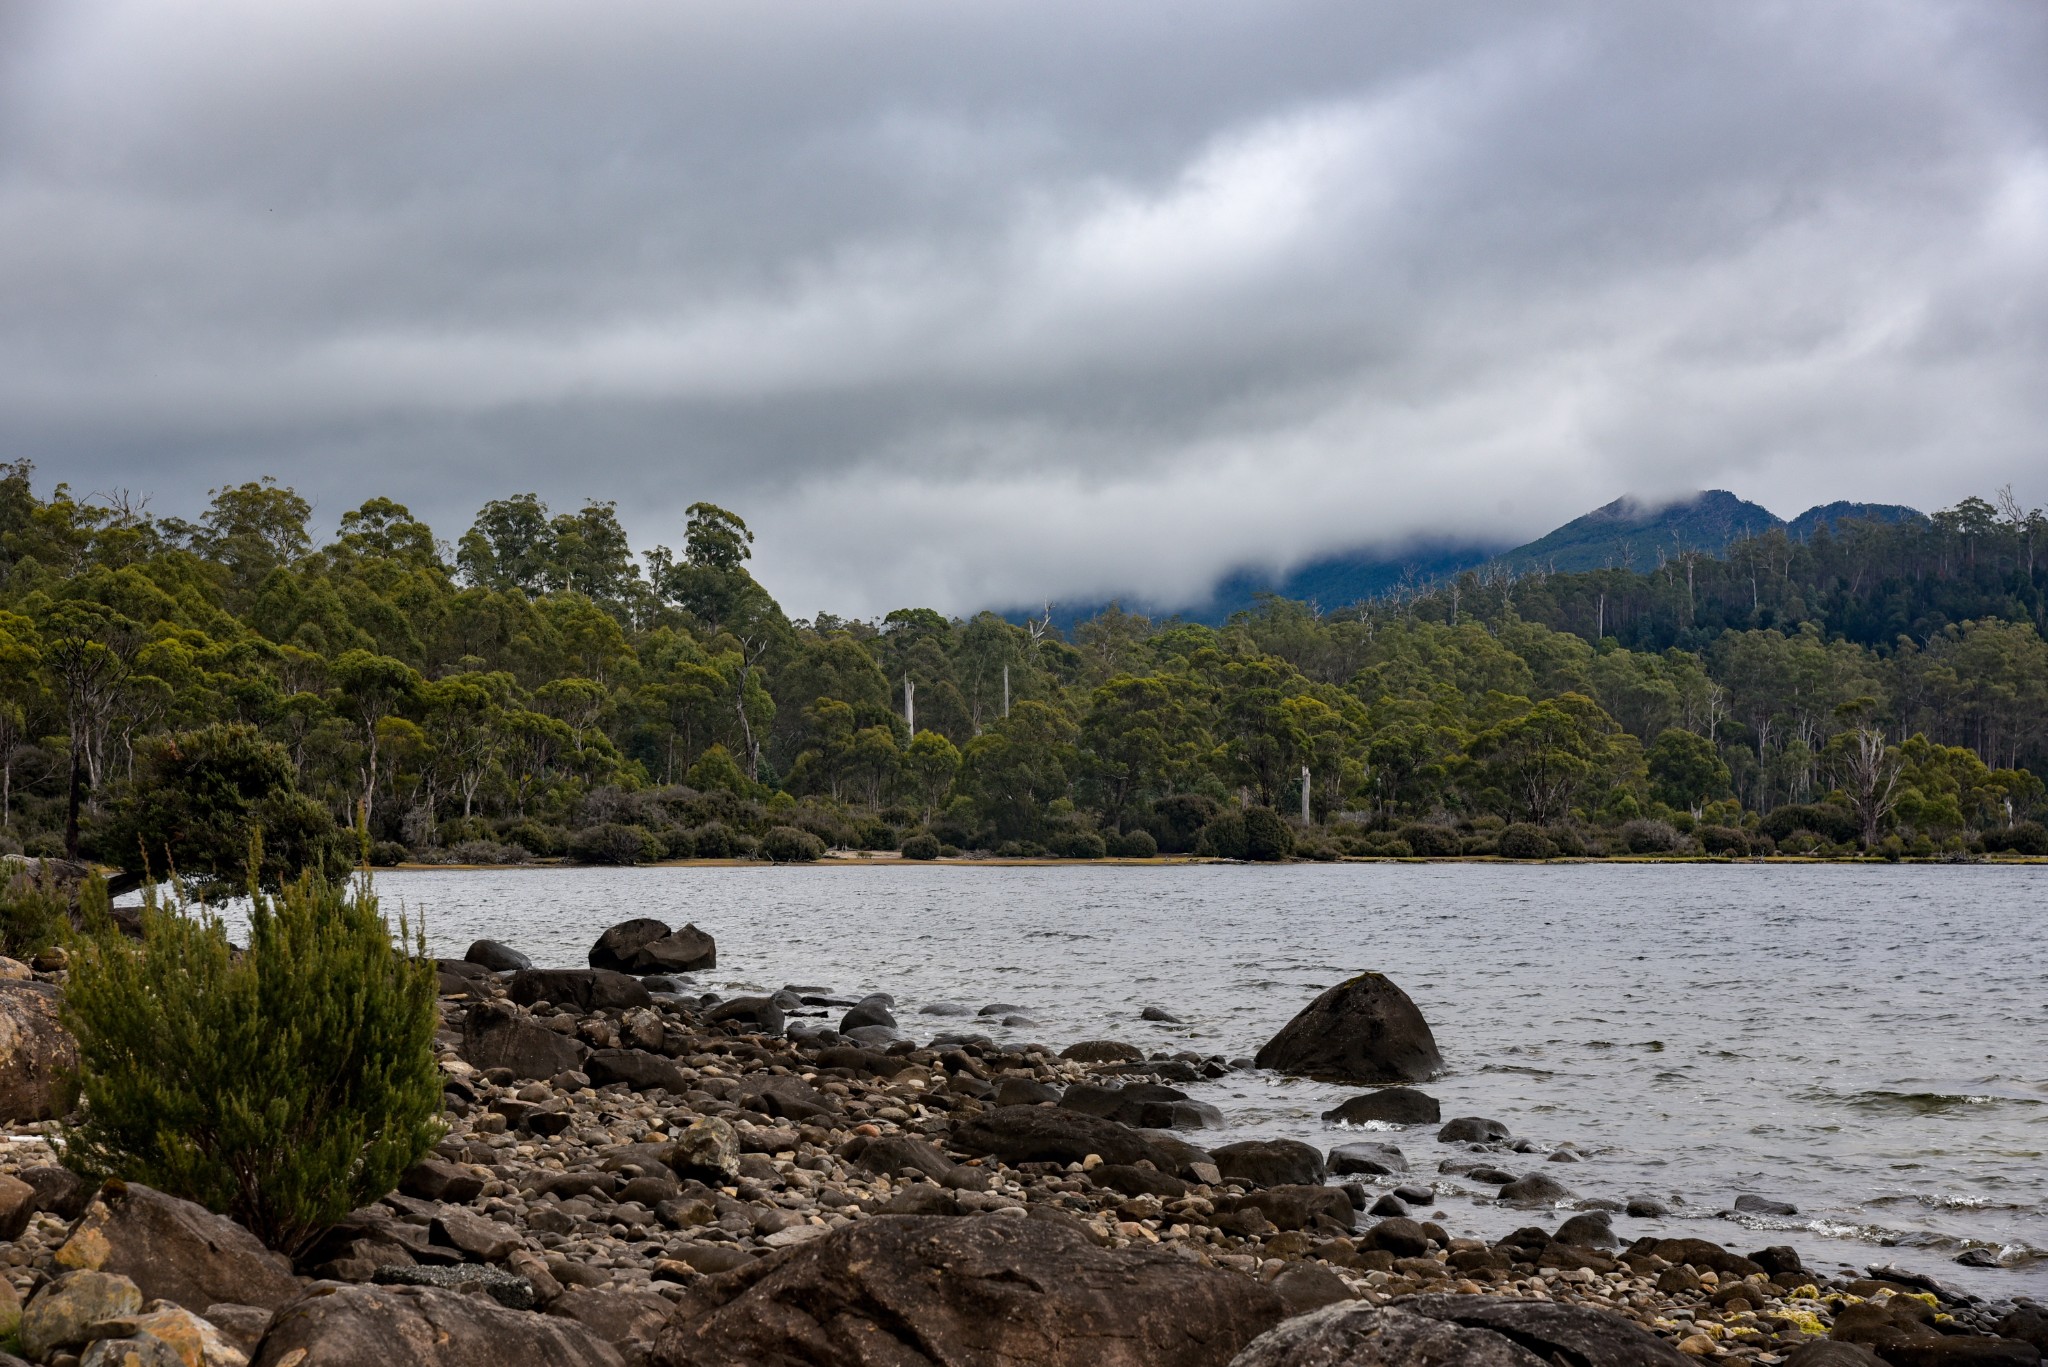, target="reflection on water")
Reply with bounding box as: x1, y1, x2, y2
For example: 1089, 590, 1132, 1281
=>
362, 861, 2045, 1296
